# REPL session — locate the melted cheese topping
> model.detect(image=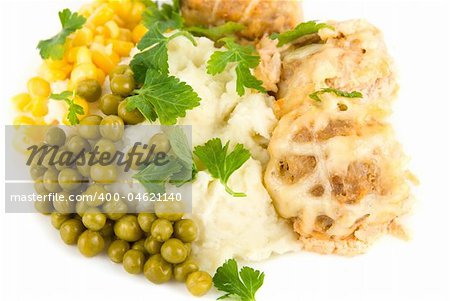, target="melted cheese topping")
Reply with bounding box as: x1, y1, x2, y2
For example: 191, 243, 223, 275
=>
276, 19, 397, 119
265, 96, 412, 240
